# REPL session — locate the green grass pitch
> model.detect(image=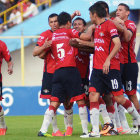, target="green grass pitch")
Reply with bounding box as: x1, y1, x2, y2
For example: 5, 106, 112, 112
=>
0, 114, 140, 140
